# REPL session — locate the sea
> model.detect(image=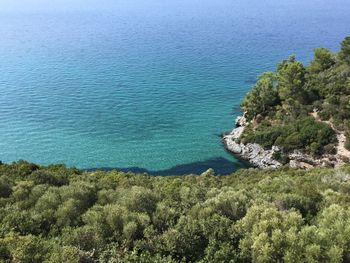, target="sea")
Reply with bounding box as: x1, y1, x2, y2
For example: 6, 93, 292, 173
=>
1, 0, 350, 174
